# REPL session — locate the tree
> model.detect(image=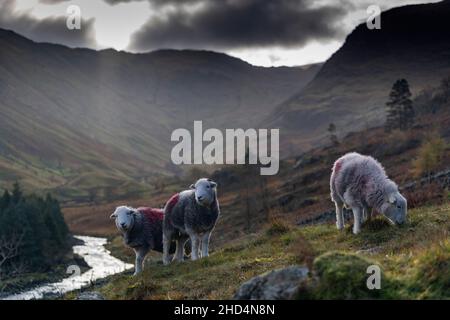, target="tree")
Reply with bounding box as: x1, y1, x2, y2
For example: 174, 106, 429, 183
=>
412, 134, 447, 179
440, 76, 450, 103
87, 189, 97, 204
0, 232, 24, 273
153, 176, 167, 193
11, 182, 22, 204
0, 185, 69, 276
385, 79, 415, 132
327, 123, 339, 146
0, 190, 11, 210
